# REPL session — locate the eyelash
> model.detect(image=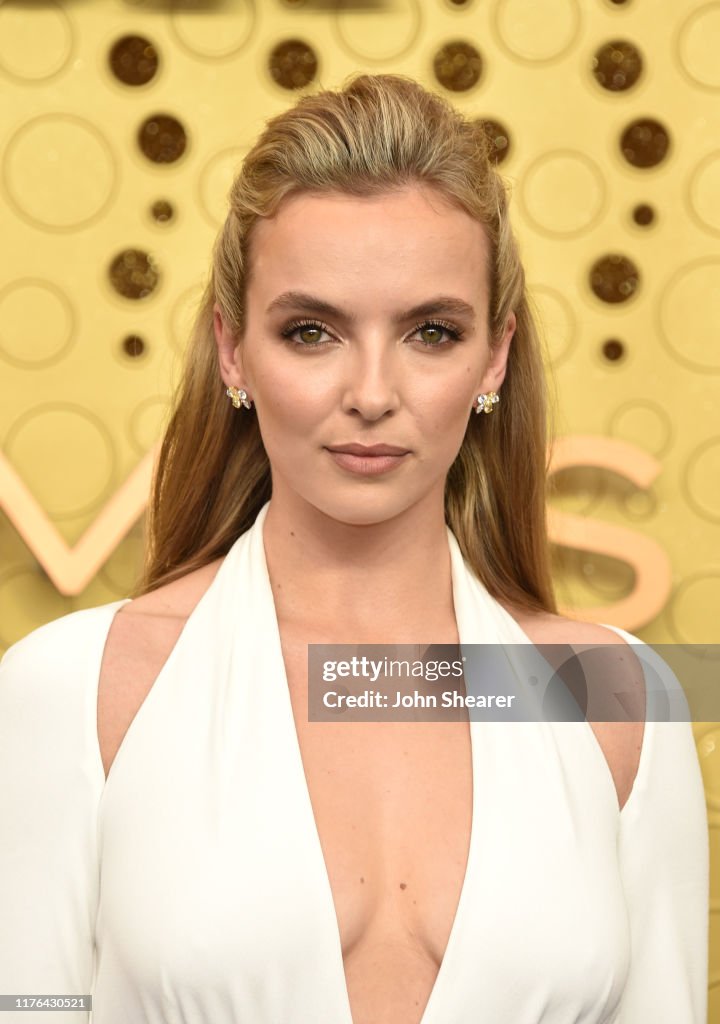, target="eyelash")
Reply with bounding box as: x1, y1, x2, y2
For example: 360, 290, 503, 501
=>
279, 318, 465, 349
